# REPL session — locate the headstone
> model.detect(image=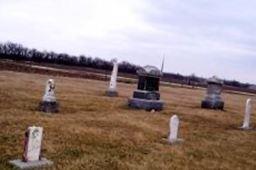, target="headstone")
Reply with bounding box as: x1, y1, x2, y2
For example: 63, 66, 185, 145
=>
168, 115, 183, 144
241, 98, 252, 130
39, 79, 59, 113
23, 126, 43, 161
201, 76, 224, 110
128, 65, 164, 111
106, 59, 118, 97
9, 126, 53, 169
